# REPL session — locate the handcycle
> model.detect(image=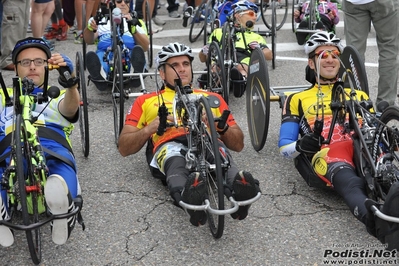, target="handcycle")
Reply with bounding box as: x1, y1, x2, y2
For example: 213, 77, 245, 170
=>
259, 0, 288, 31
86, 1, 149, 145
188, 0, 222, 44
246, 44, 399, 245
155, 73, 261, 239
292, 0, 338, 35
0, 71, 84, 265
